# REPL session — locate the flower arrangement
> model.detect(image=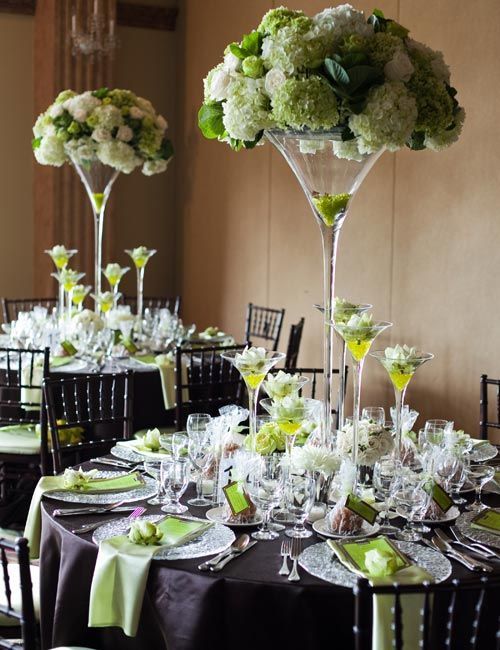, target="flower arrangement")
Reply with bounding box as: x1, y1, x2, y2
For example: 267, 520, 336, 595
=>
63, 467, 98, 490
291, 443, 340, 477
199, 5, 464, 156
33, 88, 173, 175
263, 370, 306, 401
337, 418, 393, 465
